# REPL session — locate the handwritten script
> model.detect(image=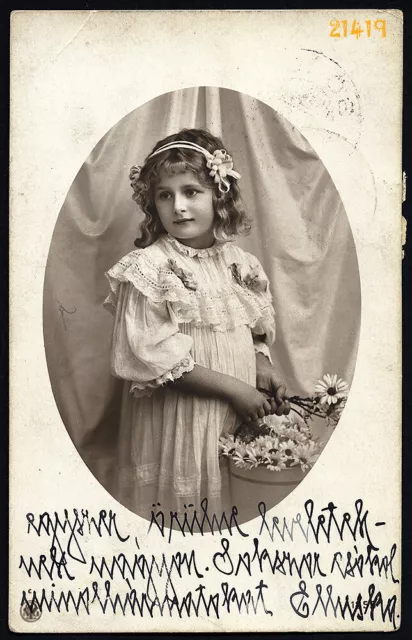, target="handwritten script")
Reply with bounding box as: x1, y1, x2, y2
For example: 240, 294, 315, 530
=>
18, 499, 399, 628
